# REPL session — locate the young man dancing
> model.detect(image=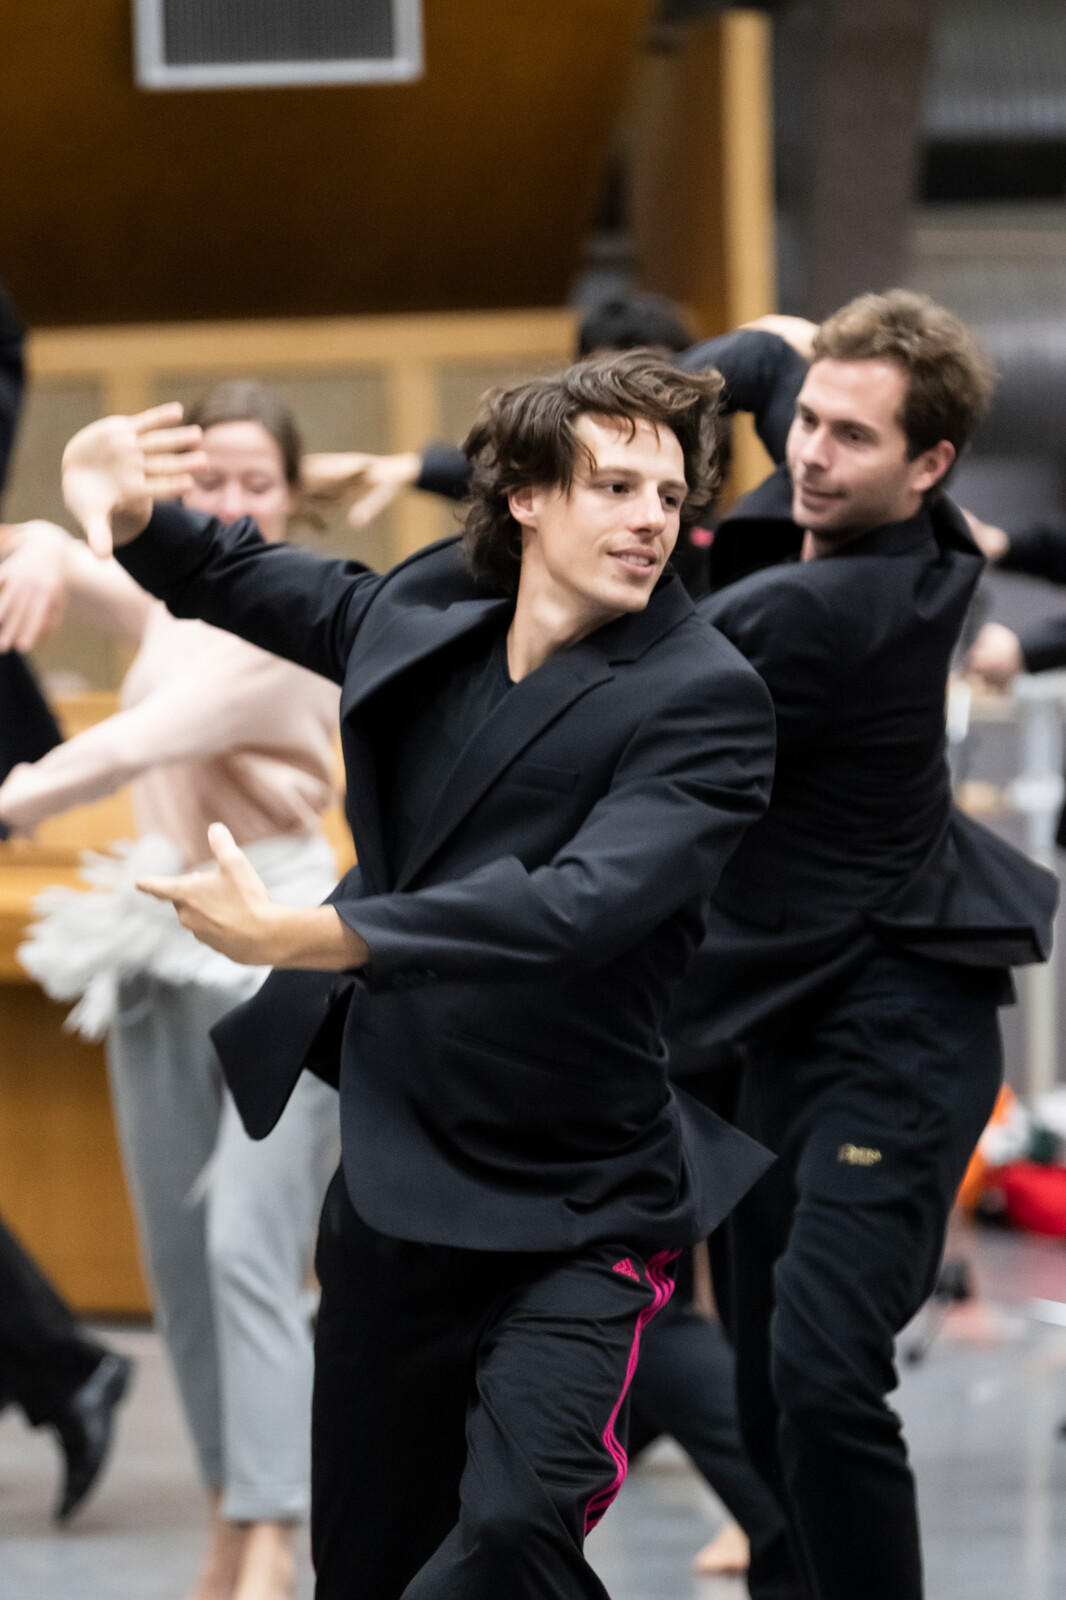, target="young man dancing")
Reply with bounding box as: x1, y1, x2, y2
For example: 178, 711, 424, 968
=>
61, 352, 776, 1599
670, 291, 1058, 1600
